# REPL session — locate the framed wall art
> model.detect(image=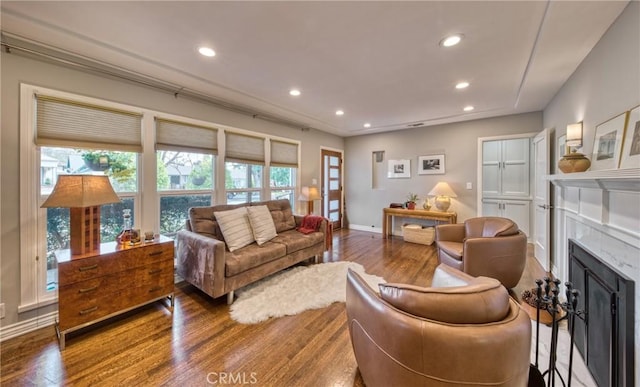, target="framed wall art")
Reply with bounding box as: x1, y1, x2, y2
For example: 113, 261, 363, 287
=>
418, 154, 445, 175
387, 159, 410, 178
591, 111, 628, 171
619, 105, 640, 169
